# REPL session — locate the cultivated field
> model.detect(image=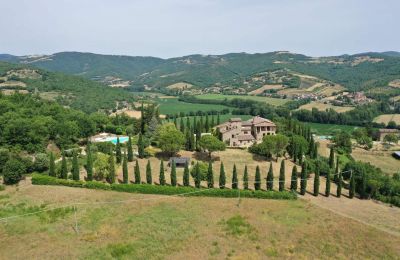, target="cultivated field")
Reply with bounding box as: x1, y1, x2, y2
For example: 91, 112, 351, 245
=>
248, 84, 284, 95
195, 94, 288, 106
1, 182, 399, 259
157, 97, 229, 115
374, 114, 400, 125
308, 122, 357, 135
298, 102, 354, 113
